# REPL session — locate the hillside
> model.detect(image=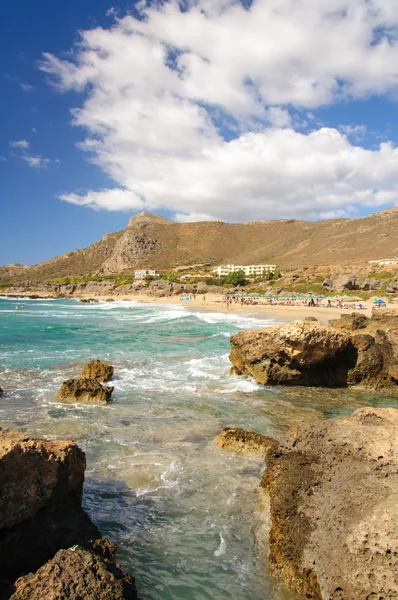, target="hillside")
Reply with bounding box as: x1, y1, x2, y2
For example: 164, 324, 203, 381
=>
6, 207, 398, 281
